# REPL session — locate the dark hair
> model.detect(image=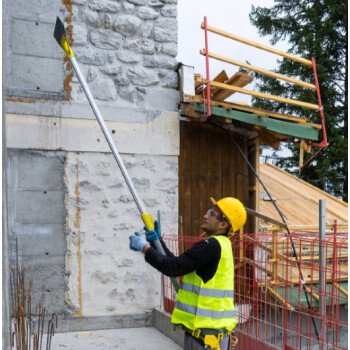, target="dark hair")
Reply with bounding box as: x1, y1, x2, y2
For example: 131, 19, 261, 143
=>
217, 212, 231, 233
